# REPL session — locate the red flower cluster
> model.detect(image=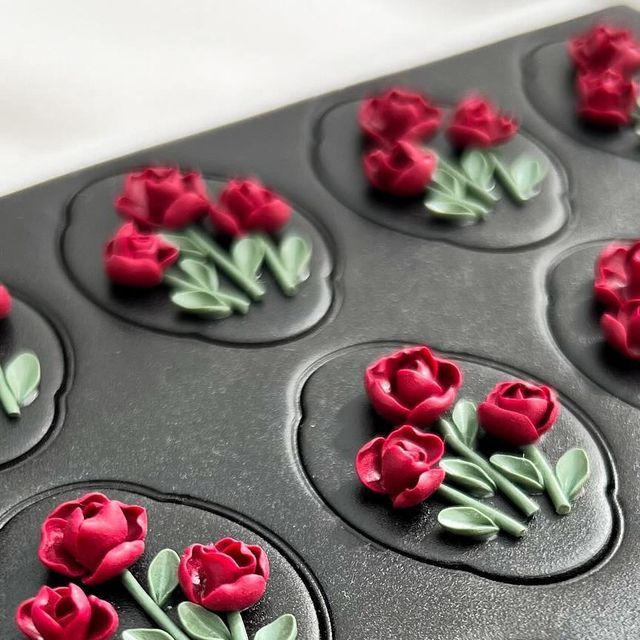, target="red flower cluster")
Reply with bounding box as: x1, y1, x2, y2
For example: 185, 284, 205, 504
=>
358, 88, 518, 196
0, 284, 12, 319
568, 24, 640, 127
594, 240, 640, 359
